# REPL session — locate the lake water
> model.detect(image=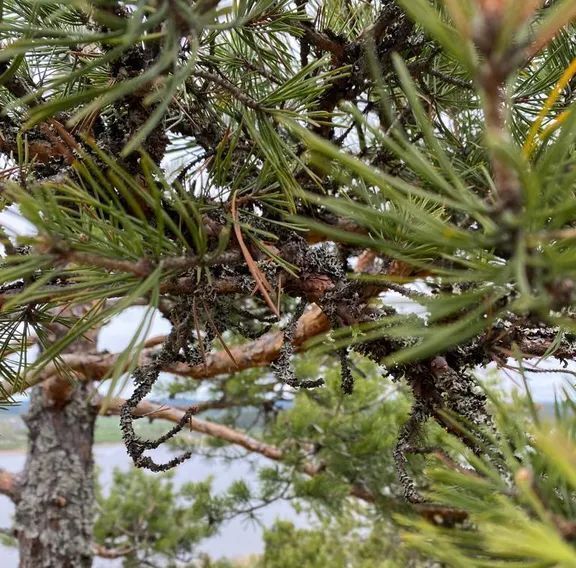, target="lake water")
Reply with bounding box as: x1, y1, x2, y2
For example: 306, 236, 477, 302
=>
0, 445, 306, 566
